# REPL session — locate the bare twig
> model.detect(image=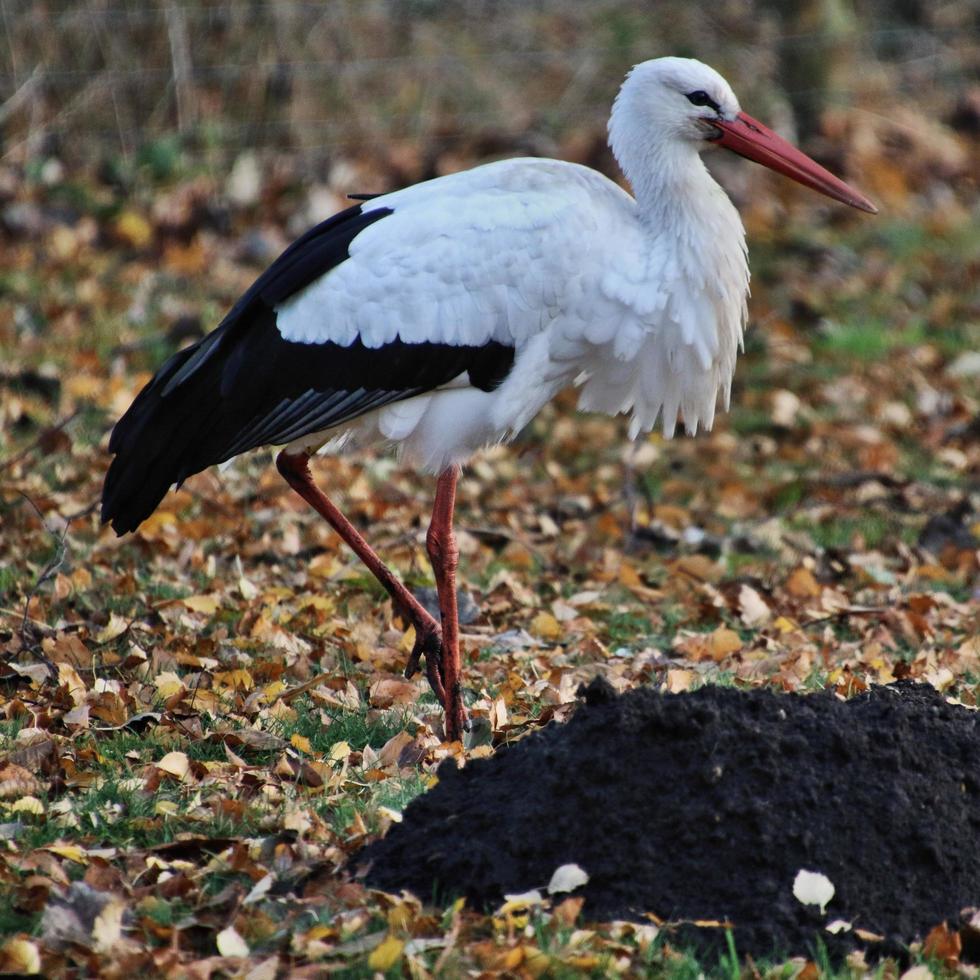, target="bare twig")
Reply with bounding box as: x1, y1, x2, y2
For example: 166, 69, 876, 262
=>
0, 63, 42, 126
799, 606, 890, 629
17, 493, 71, 663
0, 411, 80, 473
165, 0, 196, 132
